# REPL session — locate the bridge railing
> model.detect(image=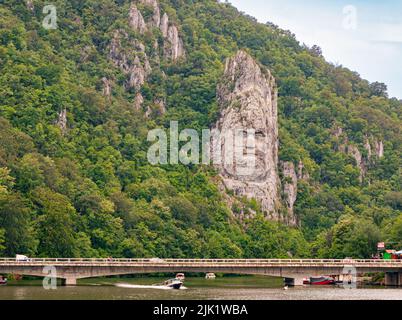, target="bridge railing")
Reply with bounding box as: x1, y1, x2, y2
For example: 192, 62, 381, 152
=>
1, 258, 402, 265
